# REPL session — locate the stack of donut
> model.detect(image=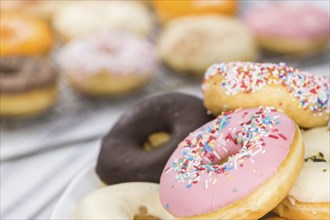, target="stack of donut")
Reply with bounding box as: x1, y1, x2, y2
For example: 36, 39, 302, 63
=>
73, 62, 329, 220
0, 1, 158, 117
0, 12, 57, 117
